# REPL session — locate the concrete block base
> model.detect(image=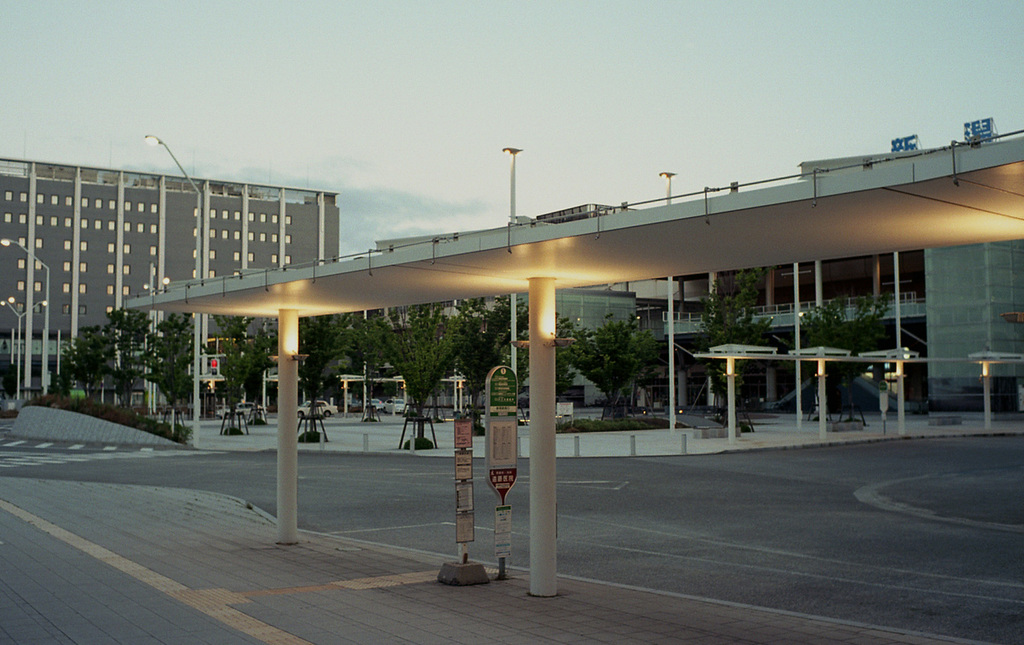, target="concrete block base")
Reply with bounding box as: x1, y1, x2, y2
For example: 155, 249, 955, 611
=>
437, 561, 490, 586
